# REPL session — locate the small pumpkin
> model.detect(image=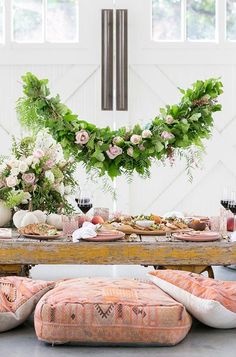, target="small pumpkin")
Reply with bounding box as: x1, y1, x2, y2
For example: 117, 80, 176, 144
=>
13, 210, 46, 228
46, 213, 63, 230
